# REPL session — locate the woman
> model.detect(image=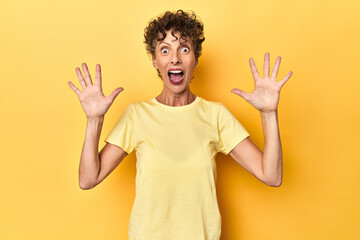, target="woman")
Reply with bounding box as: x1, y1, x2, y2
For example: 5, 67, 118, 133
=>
68, 10, 292, 240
